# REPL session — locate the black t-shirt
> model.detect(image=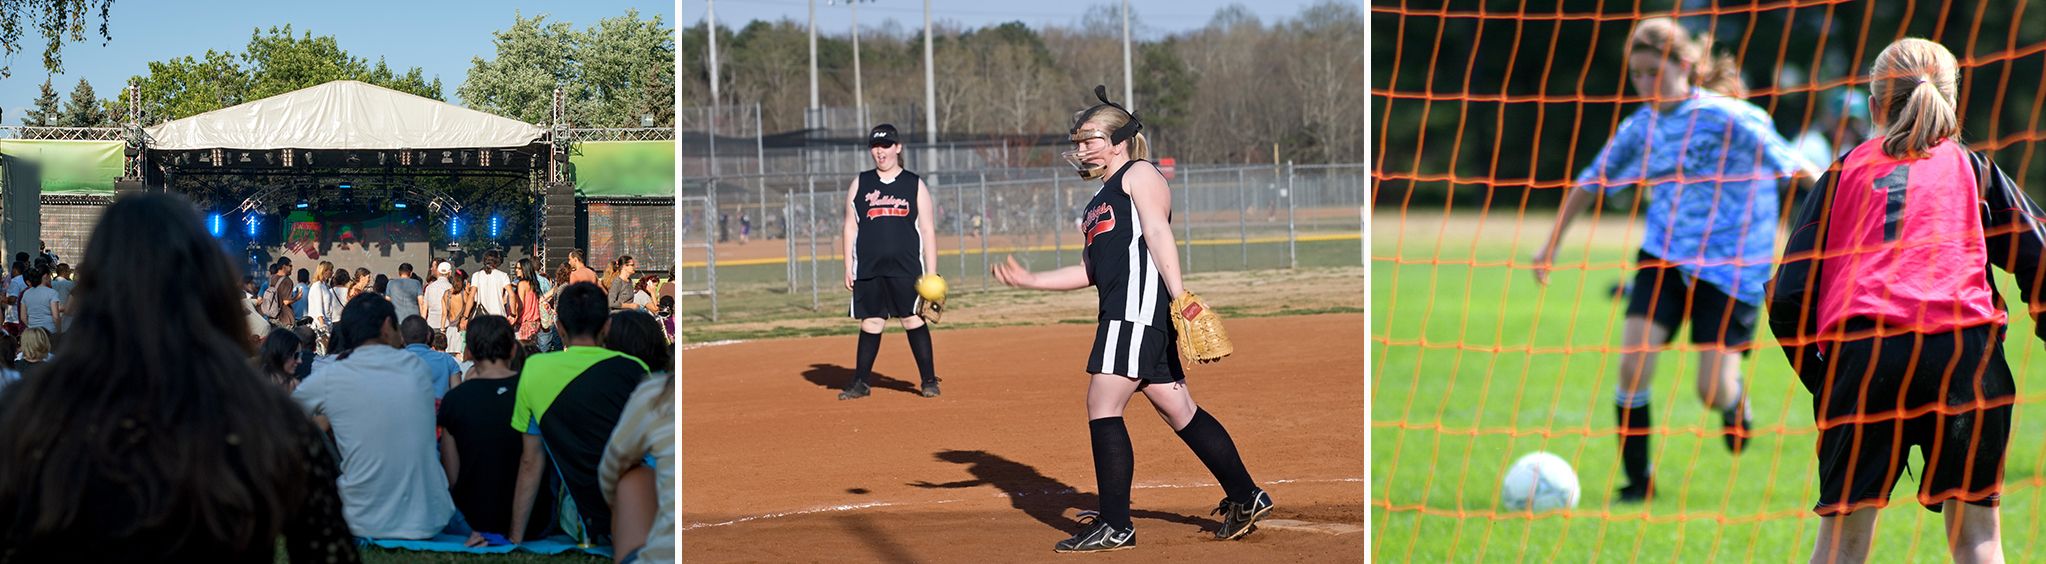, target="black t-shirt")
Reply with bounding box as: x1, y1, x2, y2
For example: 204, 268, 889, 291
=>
438, 375, 555, 537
